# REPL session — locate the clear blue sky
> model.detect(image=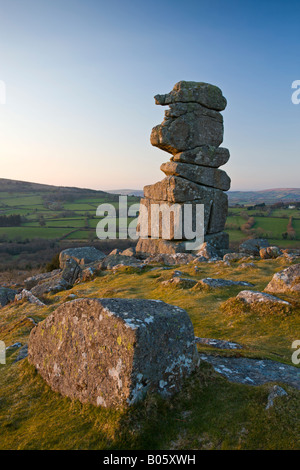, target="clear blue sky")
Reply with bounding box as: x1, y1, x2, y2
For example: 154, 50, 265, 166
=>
0, 0, 299, 191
